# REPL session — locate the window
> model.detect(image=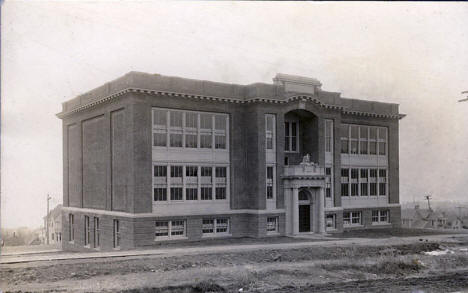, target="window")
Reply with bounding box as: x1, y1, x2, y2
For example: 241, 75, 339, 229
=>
185, 134, 197, 148
379, 169, 387, 196
369, 128, 377, 155
200, 114, 212, 129
340, 124, 349, 154
171, 220, 185, 236
202, 218, 230, 235
341, 168, 349, 197
378, 127, 387, 155
154, 188, 167, 201
153, 133, 167, 147
202, 219, 214, 234
215, 187, 226, 200
155, 220, 186, 239
370, 168, 378, 196
265, 114, 276, 150
215, 115, 226, 131
325, 120, 333, 153
93, 217, 100, 248
201, 187, 212, 200
153, 109, 167, 127
343, 211, 362, 227
170, 187, 183, 201
350, 125, 359, 154
155, 221, 169, 237
170, 111, 183, 128
370, 183, 377, 196
326, 214, 336, 230
153, 109, 229, 150
360, 182, 368, 196
285, 121, 298, 152
325, 167, 333, 199
154, 166, 167, 177
200, 134, 212, 148
266, 166, 274, 199
351, 168, 359, 179
185, 112, 198, 128
214, 135, 226, 149
170, 133, 183, 147
359, 126, 368, 154
216, 218, 229, 233
372, 210, 389, 224
351, 183, 359, 196
186, 188, 198, 200
215, 167, 226, 178
201, 166, 212, 177
69, 214, 74, 242
113, 219, 120, 248
84, 216, 90, 246
171, 166, 183, 178
267, 217, 278, 233
186, 166, 198, 177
